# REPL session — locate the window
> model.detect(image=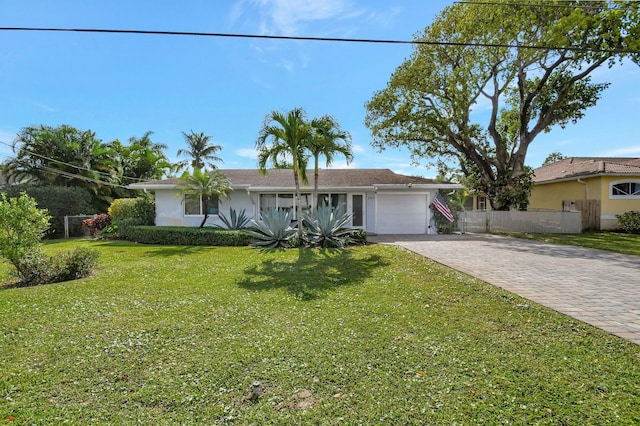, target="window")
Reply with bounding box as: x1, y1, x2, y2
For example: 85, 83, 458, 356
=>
477, 196, 487, 210
317, 193, 347, 209
184, 194, 219, 216
611, 180, 640, 198
259, 193, 311, 218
